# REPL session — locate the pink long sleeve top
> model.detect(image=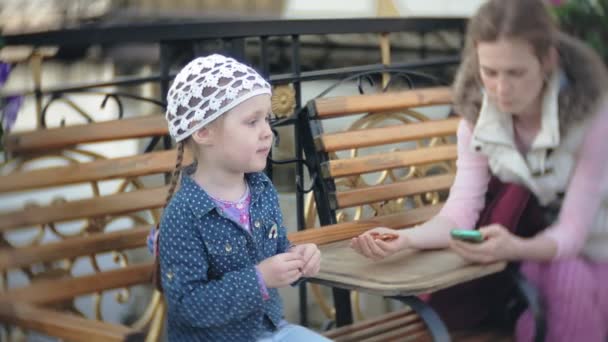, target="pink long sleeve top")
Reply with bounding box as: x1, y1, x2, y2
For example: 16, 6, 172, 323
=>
437, 107, 608, 259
